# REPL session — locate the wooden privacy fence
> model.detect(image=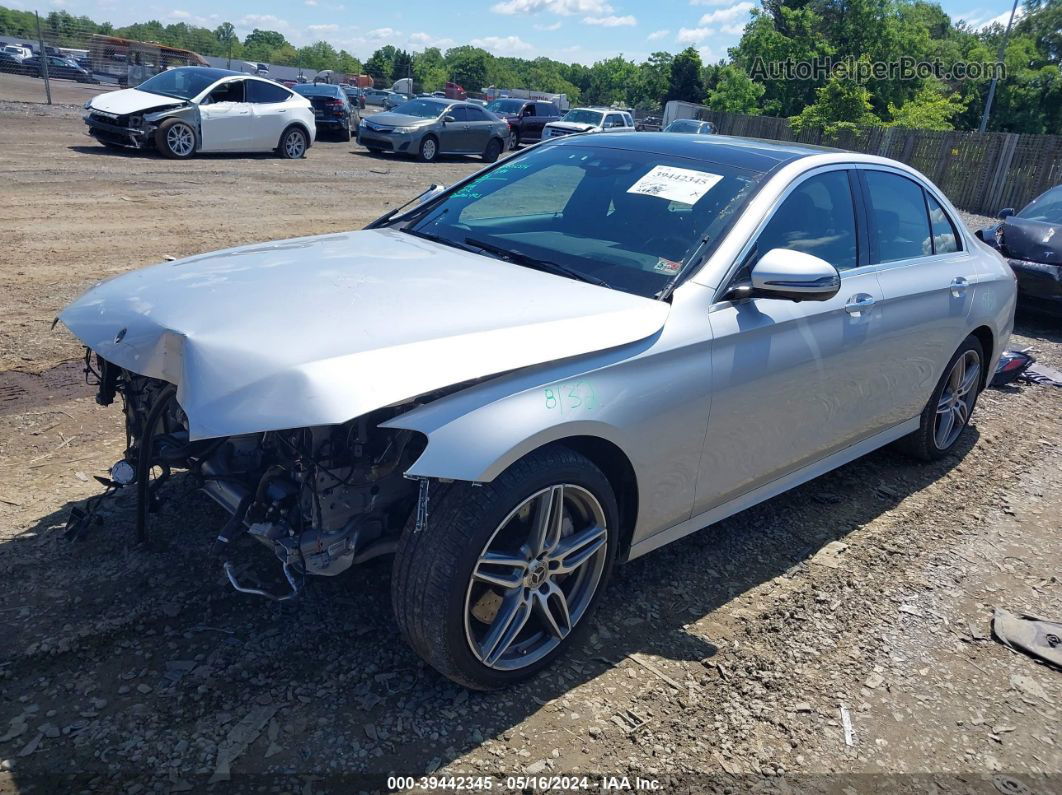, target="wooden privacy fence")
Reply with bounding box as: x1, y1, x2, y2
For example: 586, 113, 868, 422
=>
663, 101, 1062, 216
